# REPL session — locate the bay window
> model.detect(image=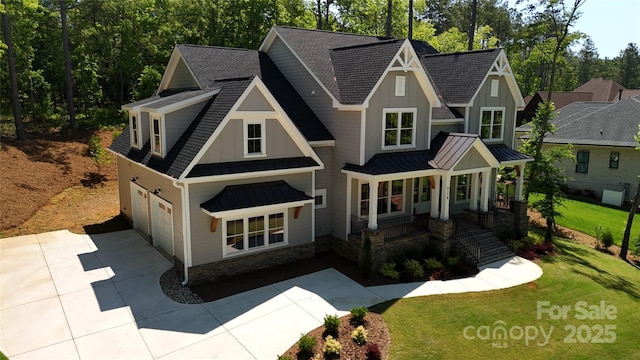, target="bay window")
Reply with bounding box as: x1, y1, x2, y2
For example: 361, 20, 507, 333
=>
224, 211, 286, 256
